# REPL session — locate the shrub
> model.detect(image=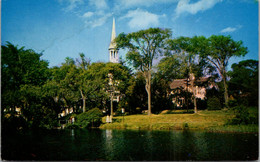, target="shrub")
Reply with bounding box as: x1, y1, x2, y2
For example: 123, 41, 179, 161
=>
228, 99, 239, 108
227, 106, 258, 125
197, 98, 207, 110
75, 108, 103, 128
65, 123, 80, 129
207, 96, 222, 110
